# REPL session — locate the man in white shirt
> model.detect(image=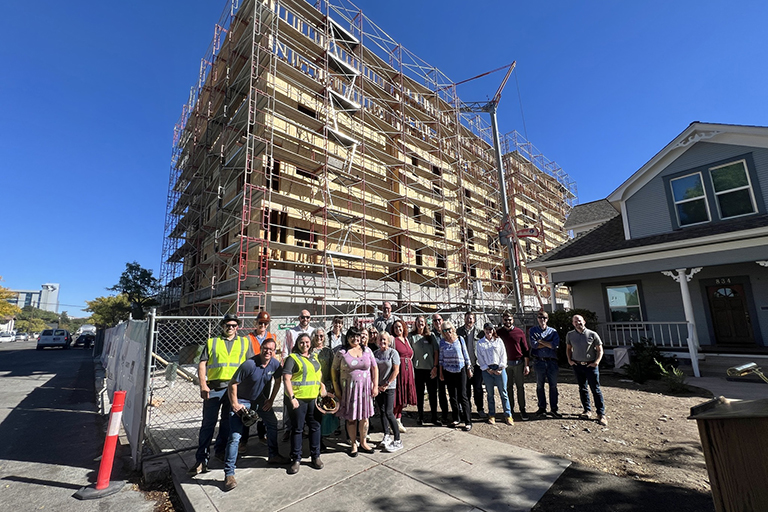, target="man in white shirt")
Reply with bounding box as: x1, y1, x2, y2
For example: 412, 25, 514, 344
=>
282, 309, 315, 360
